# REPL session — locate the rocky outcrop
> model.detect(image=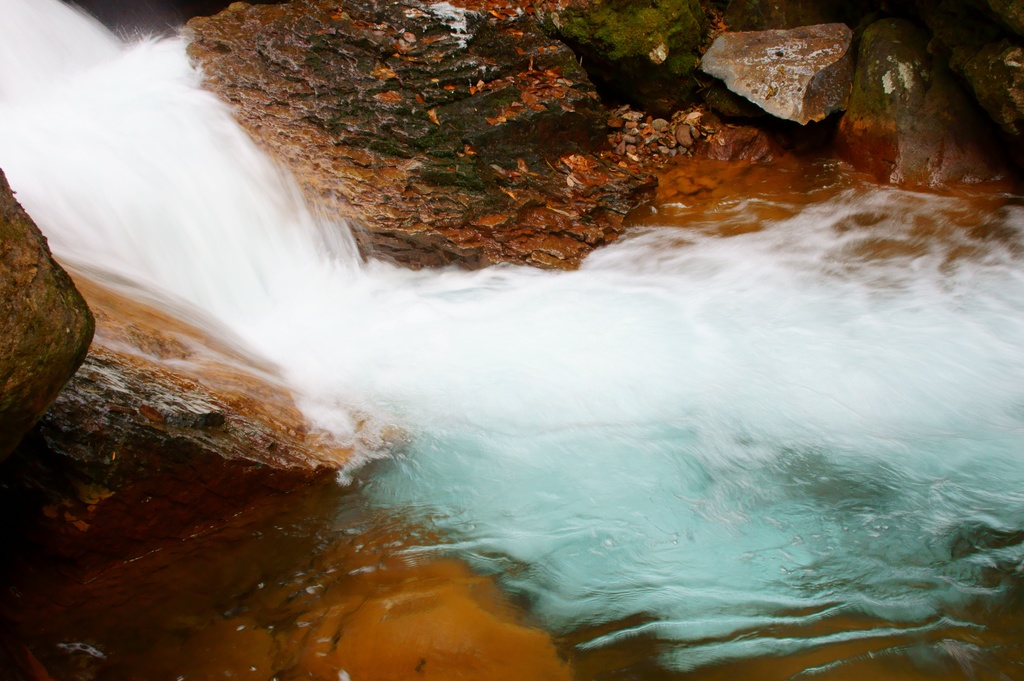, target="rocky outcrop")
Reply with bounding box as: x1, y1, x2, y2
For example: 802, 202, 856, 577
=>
3, 274, 366, 572
533, 0, 707, 115
897, 0, 1024, 168
185, 0, 654, 271
723, 0, 877, 32
0, 169, 94, 462
835, 18, 1009, 186
956, 41, 1024, 165
983, 0, 1024, 38
700, 24, 854, 124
